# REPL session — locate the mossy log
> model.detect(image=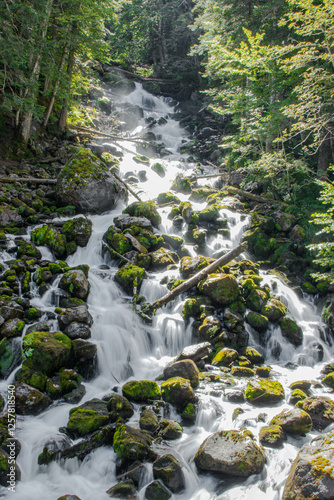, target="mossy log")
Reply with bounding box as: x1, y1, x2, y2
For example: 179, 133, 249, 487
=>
226, 186, 288, 207
151, 241, 247, 311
